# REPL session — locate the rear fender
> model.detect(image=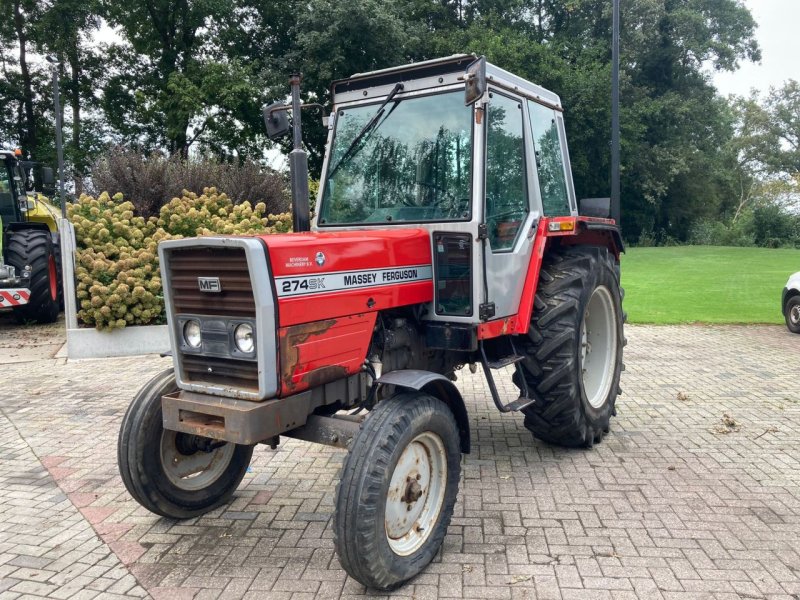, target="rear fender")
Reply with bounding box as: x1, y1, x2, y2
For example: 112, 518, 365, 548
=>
559, 220, 624, 258
6, 221, 51, 234
375, 369, 470, 453
478, 216, 623, 339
